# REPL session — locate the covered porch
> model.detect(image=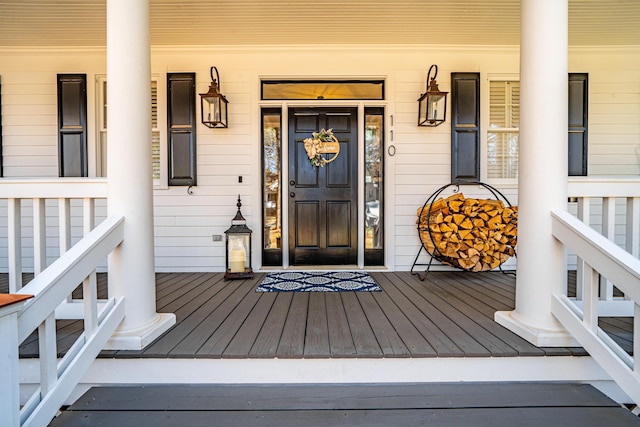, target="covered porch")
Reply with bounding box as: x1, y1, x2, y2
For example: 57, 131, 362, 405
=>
1, 0, 640, 425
